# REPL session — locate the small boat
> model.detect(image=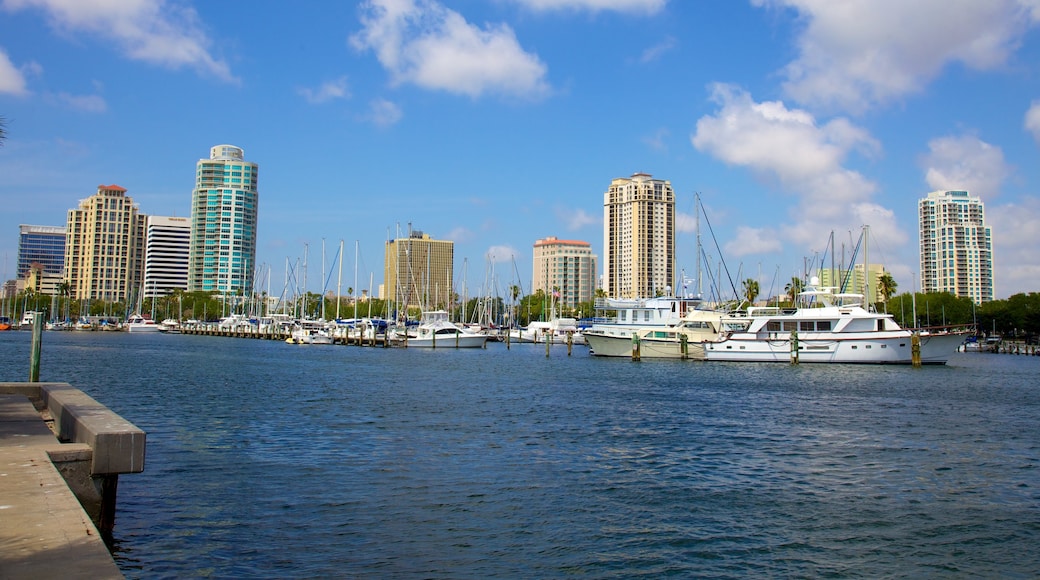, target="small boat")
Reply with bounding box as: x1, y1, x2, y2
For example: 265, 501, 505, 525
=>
125, 314, 160, 333
19, 311, 40, 329
159, 319, 182, 334
287, 320, 333, 345
0, 316, 11, 331
509, 317, 585, 345
392, 310, 489, 348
